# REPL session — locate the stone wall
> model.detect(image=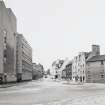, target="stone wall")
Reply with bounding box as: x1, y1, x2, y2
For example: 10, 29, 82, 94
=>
86, 61, 105, 83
